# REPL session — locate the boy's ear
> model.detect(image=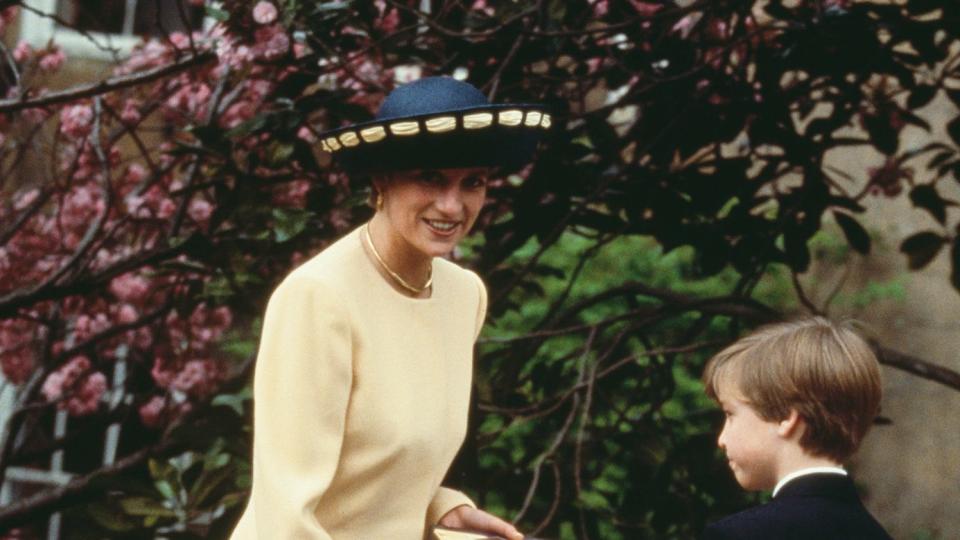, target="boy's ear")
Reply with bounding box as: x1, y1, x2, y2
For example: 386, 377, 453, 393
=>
777, 409, 804, 439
